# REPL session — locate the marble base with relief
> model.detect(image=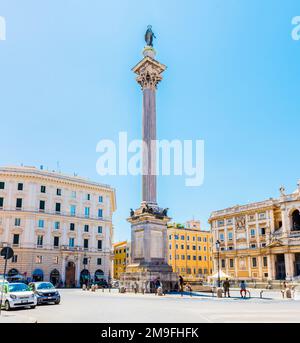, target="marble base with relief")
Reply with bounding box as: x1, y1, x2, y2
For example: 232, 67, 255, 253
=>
120, 204, 178, 293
